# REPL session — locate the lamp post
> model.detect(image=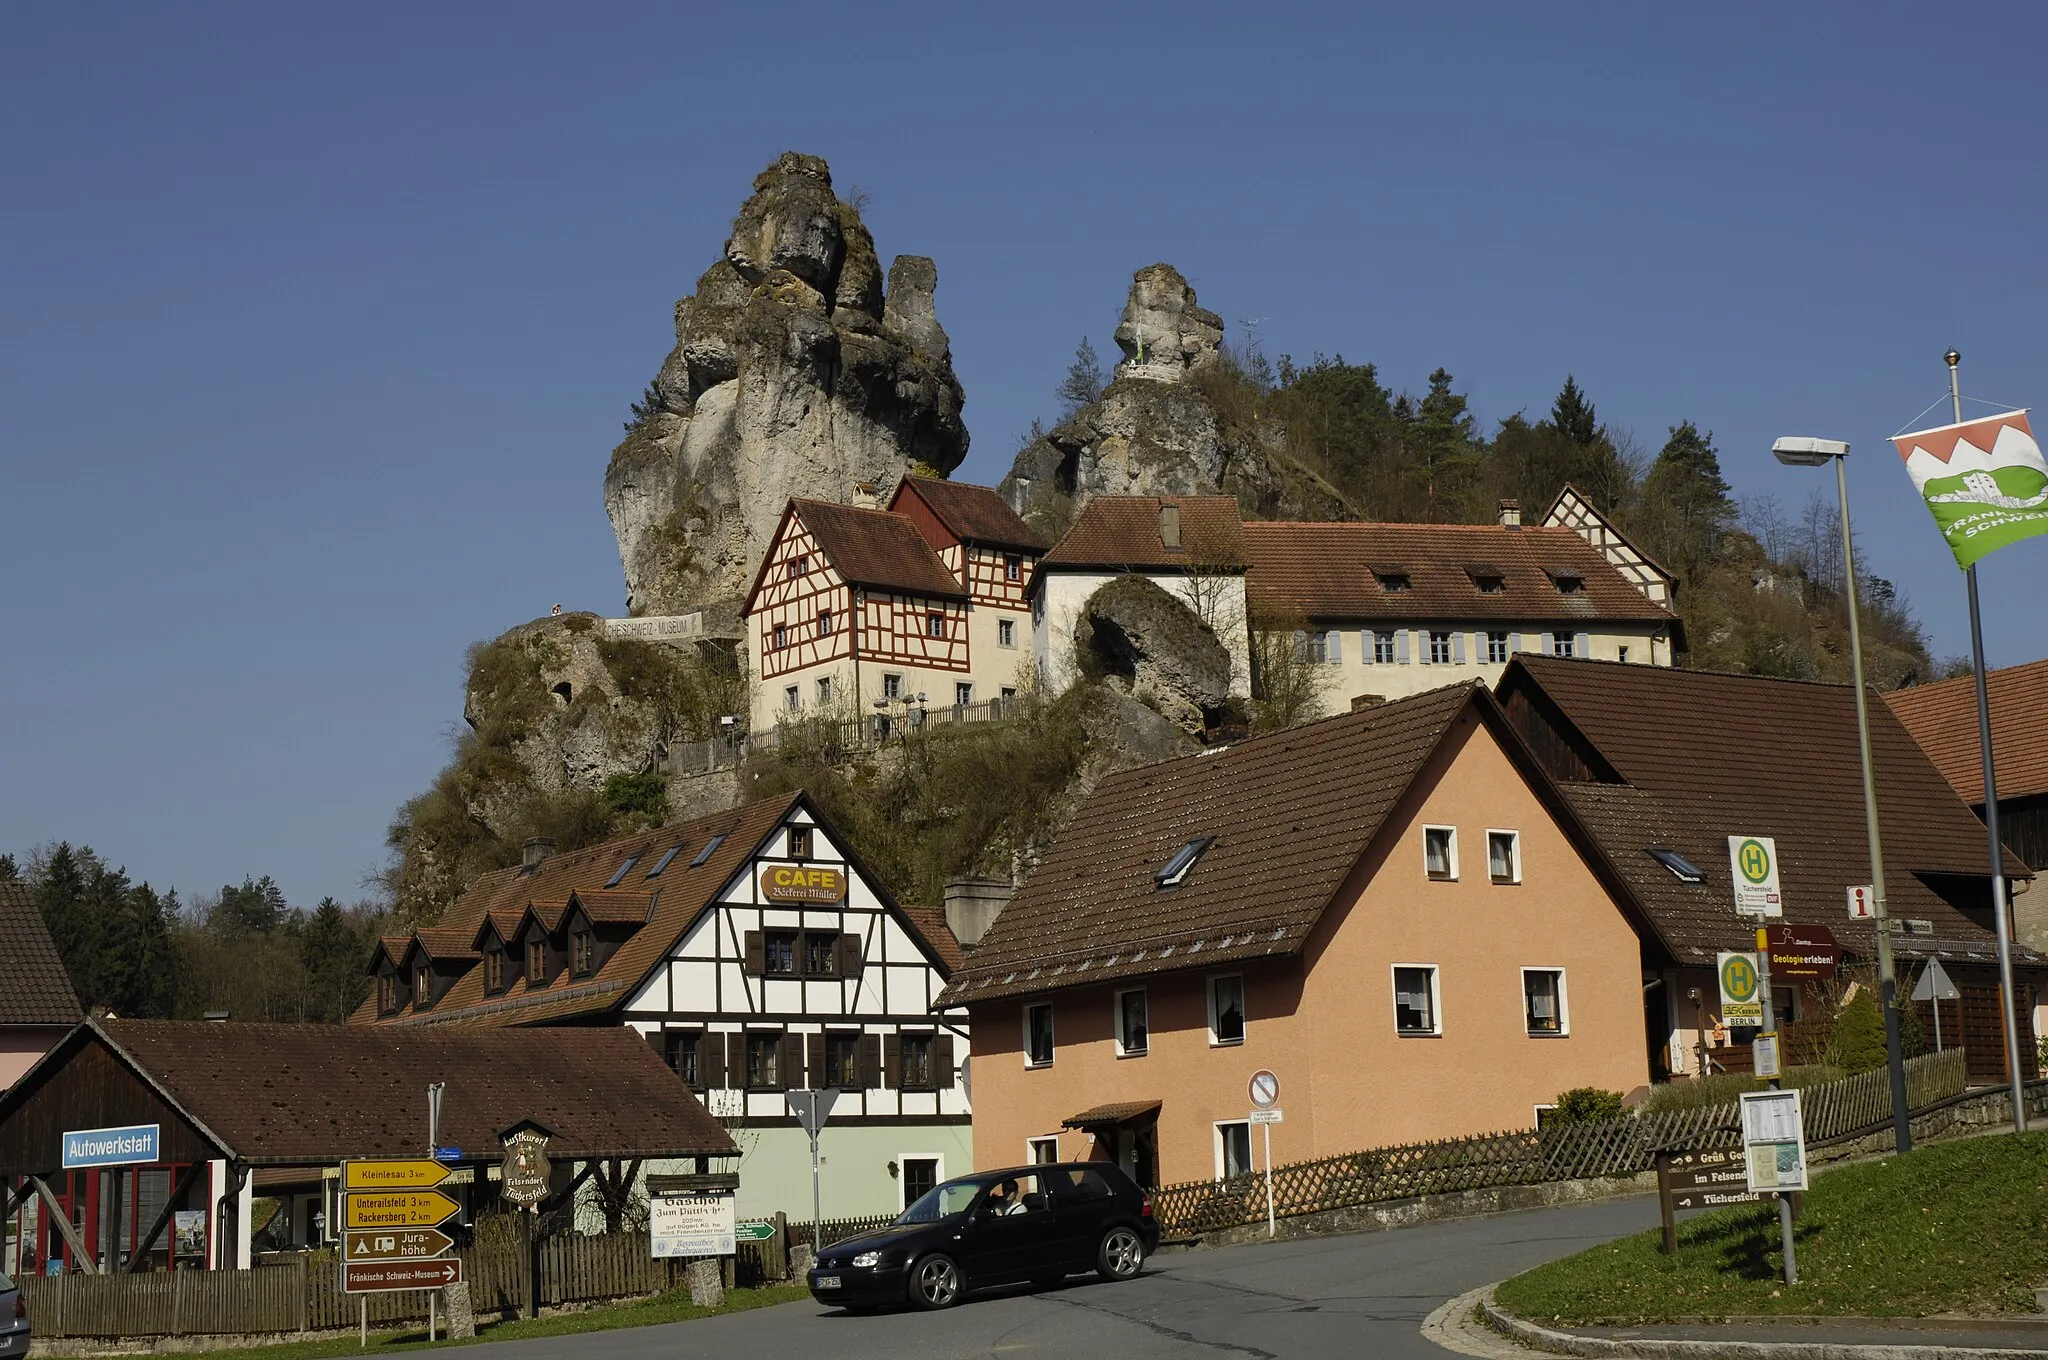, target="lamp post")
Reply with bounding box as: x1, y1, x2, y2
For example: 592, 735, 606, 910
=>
1770, 436, 1912, 1153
